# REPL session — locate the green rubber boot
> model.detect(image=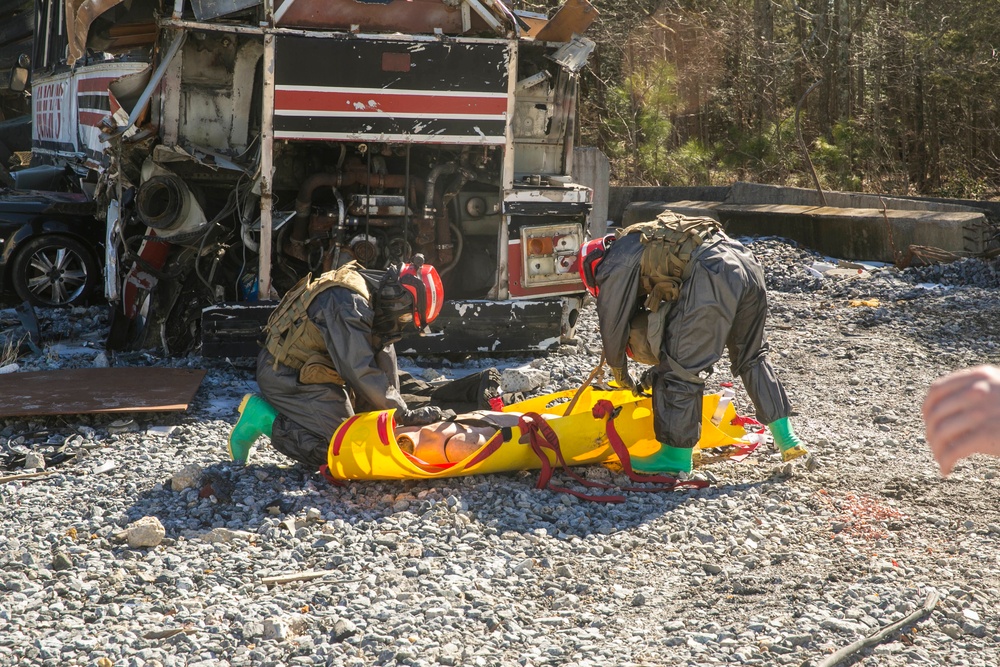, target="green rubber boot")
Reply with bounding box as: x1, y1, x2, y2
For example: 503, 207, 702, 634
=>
228, 394, 278, 463
632, 443, 693, 476
768, 417, 808, 462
